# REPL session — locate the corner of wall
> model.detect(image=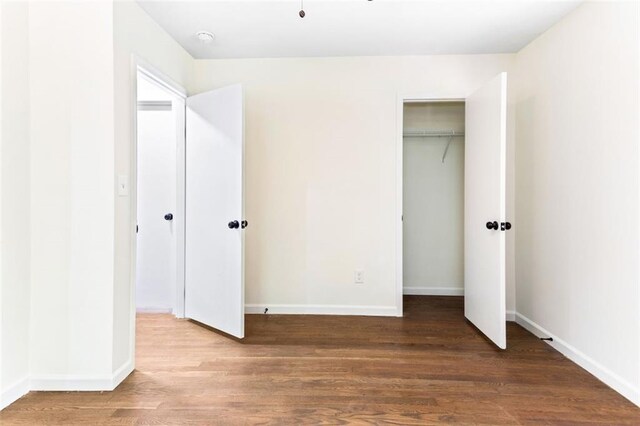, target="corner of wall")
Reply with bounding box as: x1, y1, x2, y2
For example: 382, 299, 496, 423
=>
0, 377, 29, 411
515, 312, 640, 406
0, 0, 31, 411
512, 0, 640, 407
